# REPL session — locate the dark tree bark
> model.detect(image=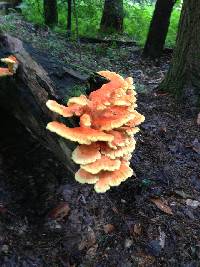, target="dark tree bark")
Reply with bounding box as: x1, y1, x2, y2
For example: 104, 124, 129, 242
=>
100, 0, 123, 33
143, 0, 176, 58
159, 0, 200, 98
67, 0, 72, 37
44, 0, 58, 27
